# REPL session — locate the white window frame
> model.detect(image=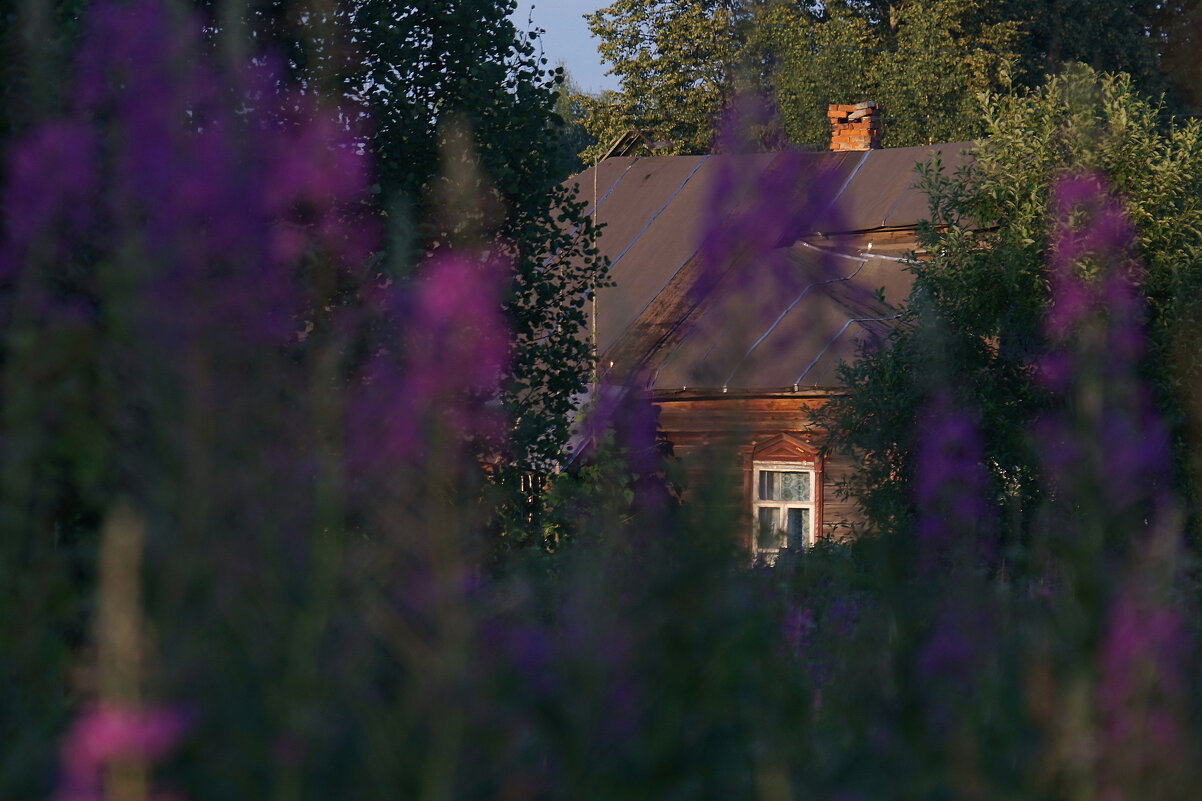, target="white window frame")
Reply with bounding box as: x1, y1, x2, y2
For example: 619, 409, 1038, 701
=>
751, 459, 817, 562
